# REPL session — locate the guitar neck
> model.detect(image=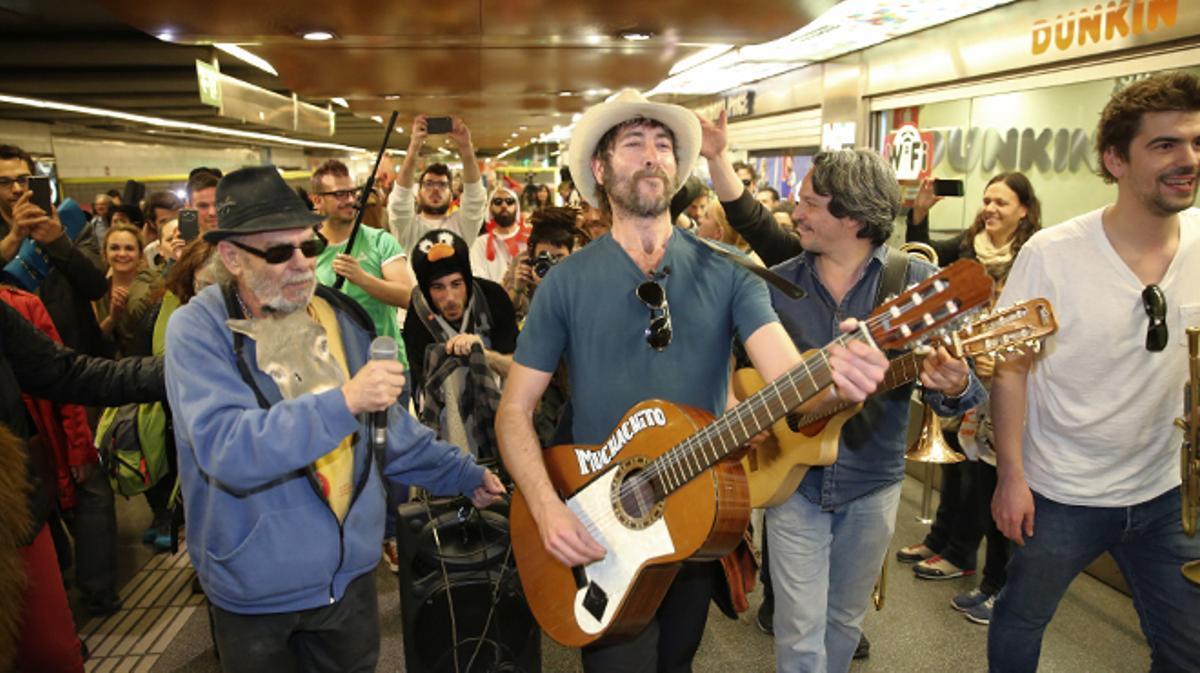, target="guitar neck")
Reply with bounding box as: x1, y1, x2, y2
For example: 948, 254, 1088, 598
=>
787, 349, 923, 428
653, 331, 868, 497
